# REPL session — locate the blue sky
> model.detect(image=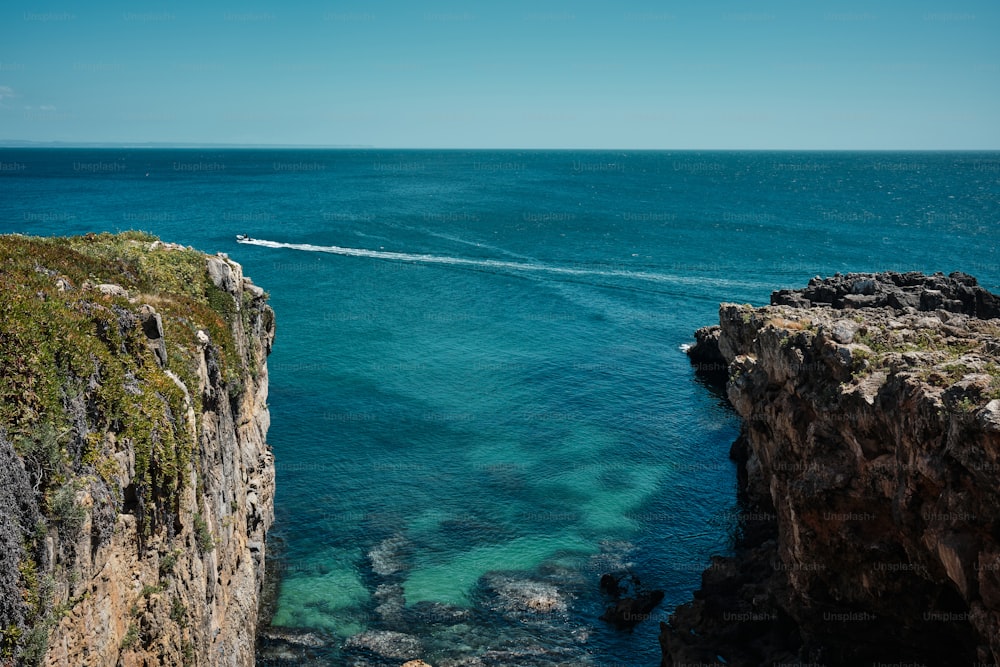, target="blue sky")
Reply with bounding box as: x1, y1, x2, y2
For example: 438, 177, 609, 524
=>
1, 1, 998, 148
